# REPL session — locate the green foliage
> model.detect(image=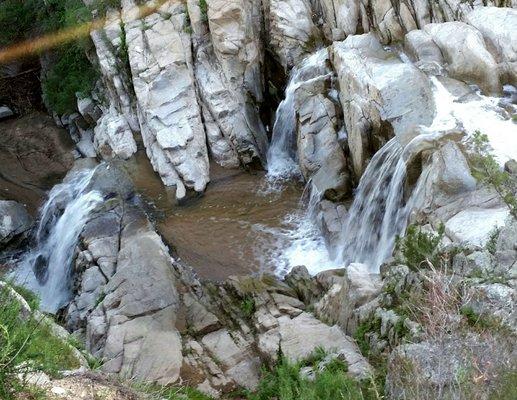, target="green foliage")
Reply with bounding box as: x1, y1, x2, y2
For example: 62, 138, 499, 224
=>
395, 224, 445, 271
248, 356, 365, 400
5, 281, 40, 311
90, 0, 121, 16
353, 318, 381, 356
0, 0, 39, 47
486, 228, 500, 255
240, 296, 256, 319
136, 382, 213, 400
42, 44, 98, 114
489, 369, 517, 400
470, 131, 517, 220
0, 287, 80, 399
199, 0, 208, 23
